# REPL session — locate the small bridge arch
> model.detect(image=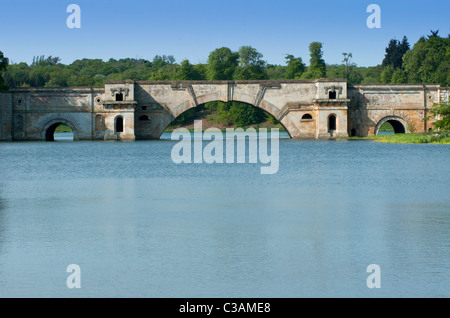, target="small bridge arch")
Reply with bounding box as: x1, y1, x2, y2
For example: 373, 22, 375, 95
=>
42, 118, 78, 141
374, 115, 409, 135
